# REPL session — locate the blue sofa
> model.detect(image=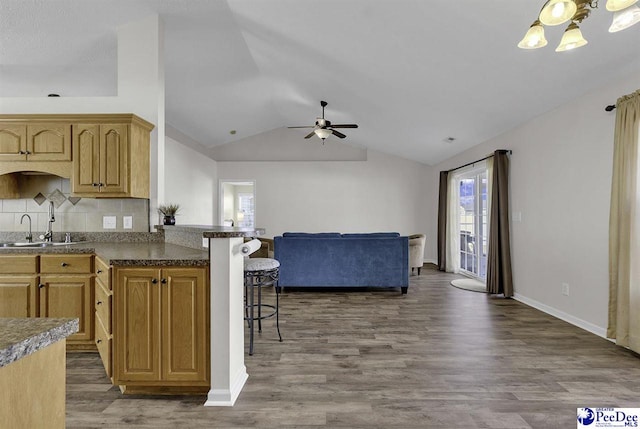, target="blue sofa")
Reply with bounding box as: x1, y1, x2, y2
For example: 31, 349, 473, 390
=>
274, 232, 409, 294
